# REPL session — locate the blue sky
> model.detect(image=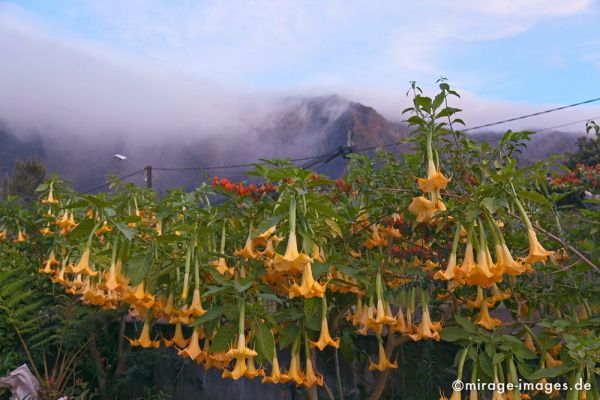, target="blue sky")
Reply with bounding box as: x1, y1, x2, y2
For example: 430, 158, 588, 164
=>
1, 0, 600, 134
